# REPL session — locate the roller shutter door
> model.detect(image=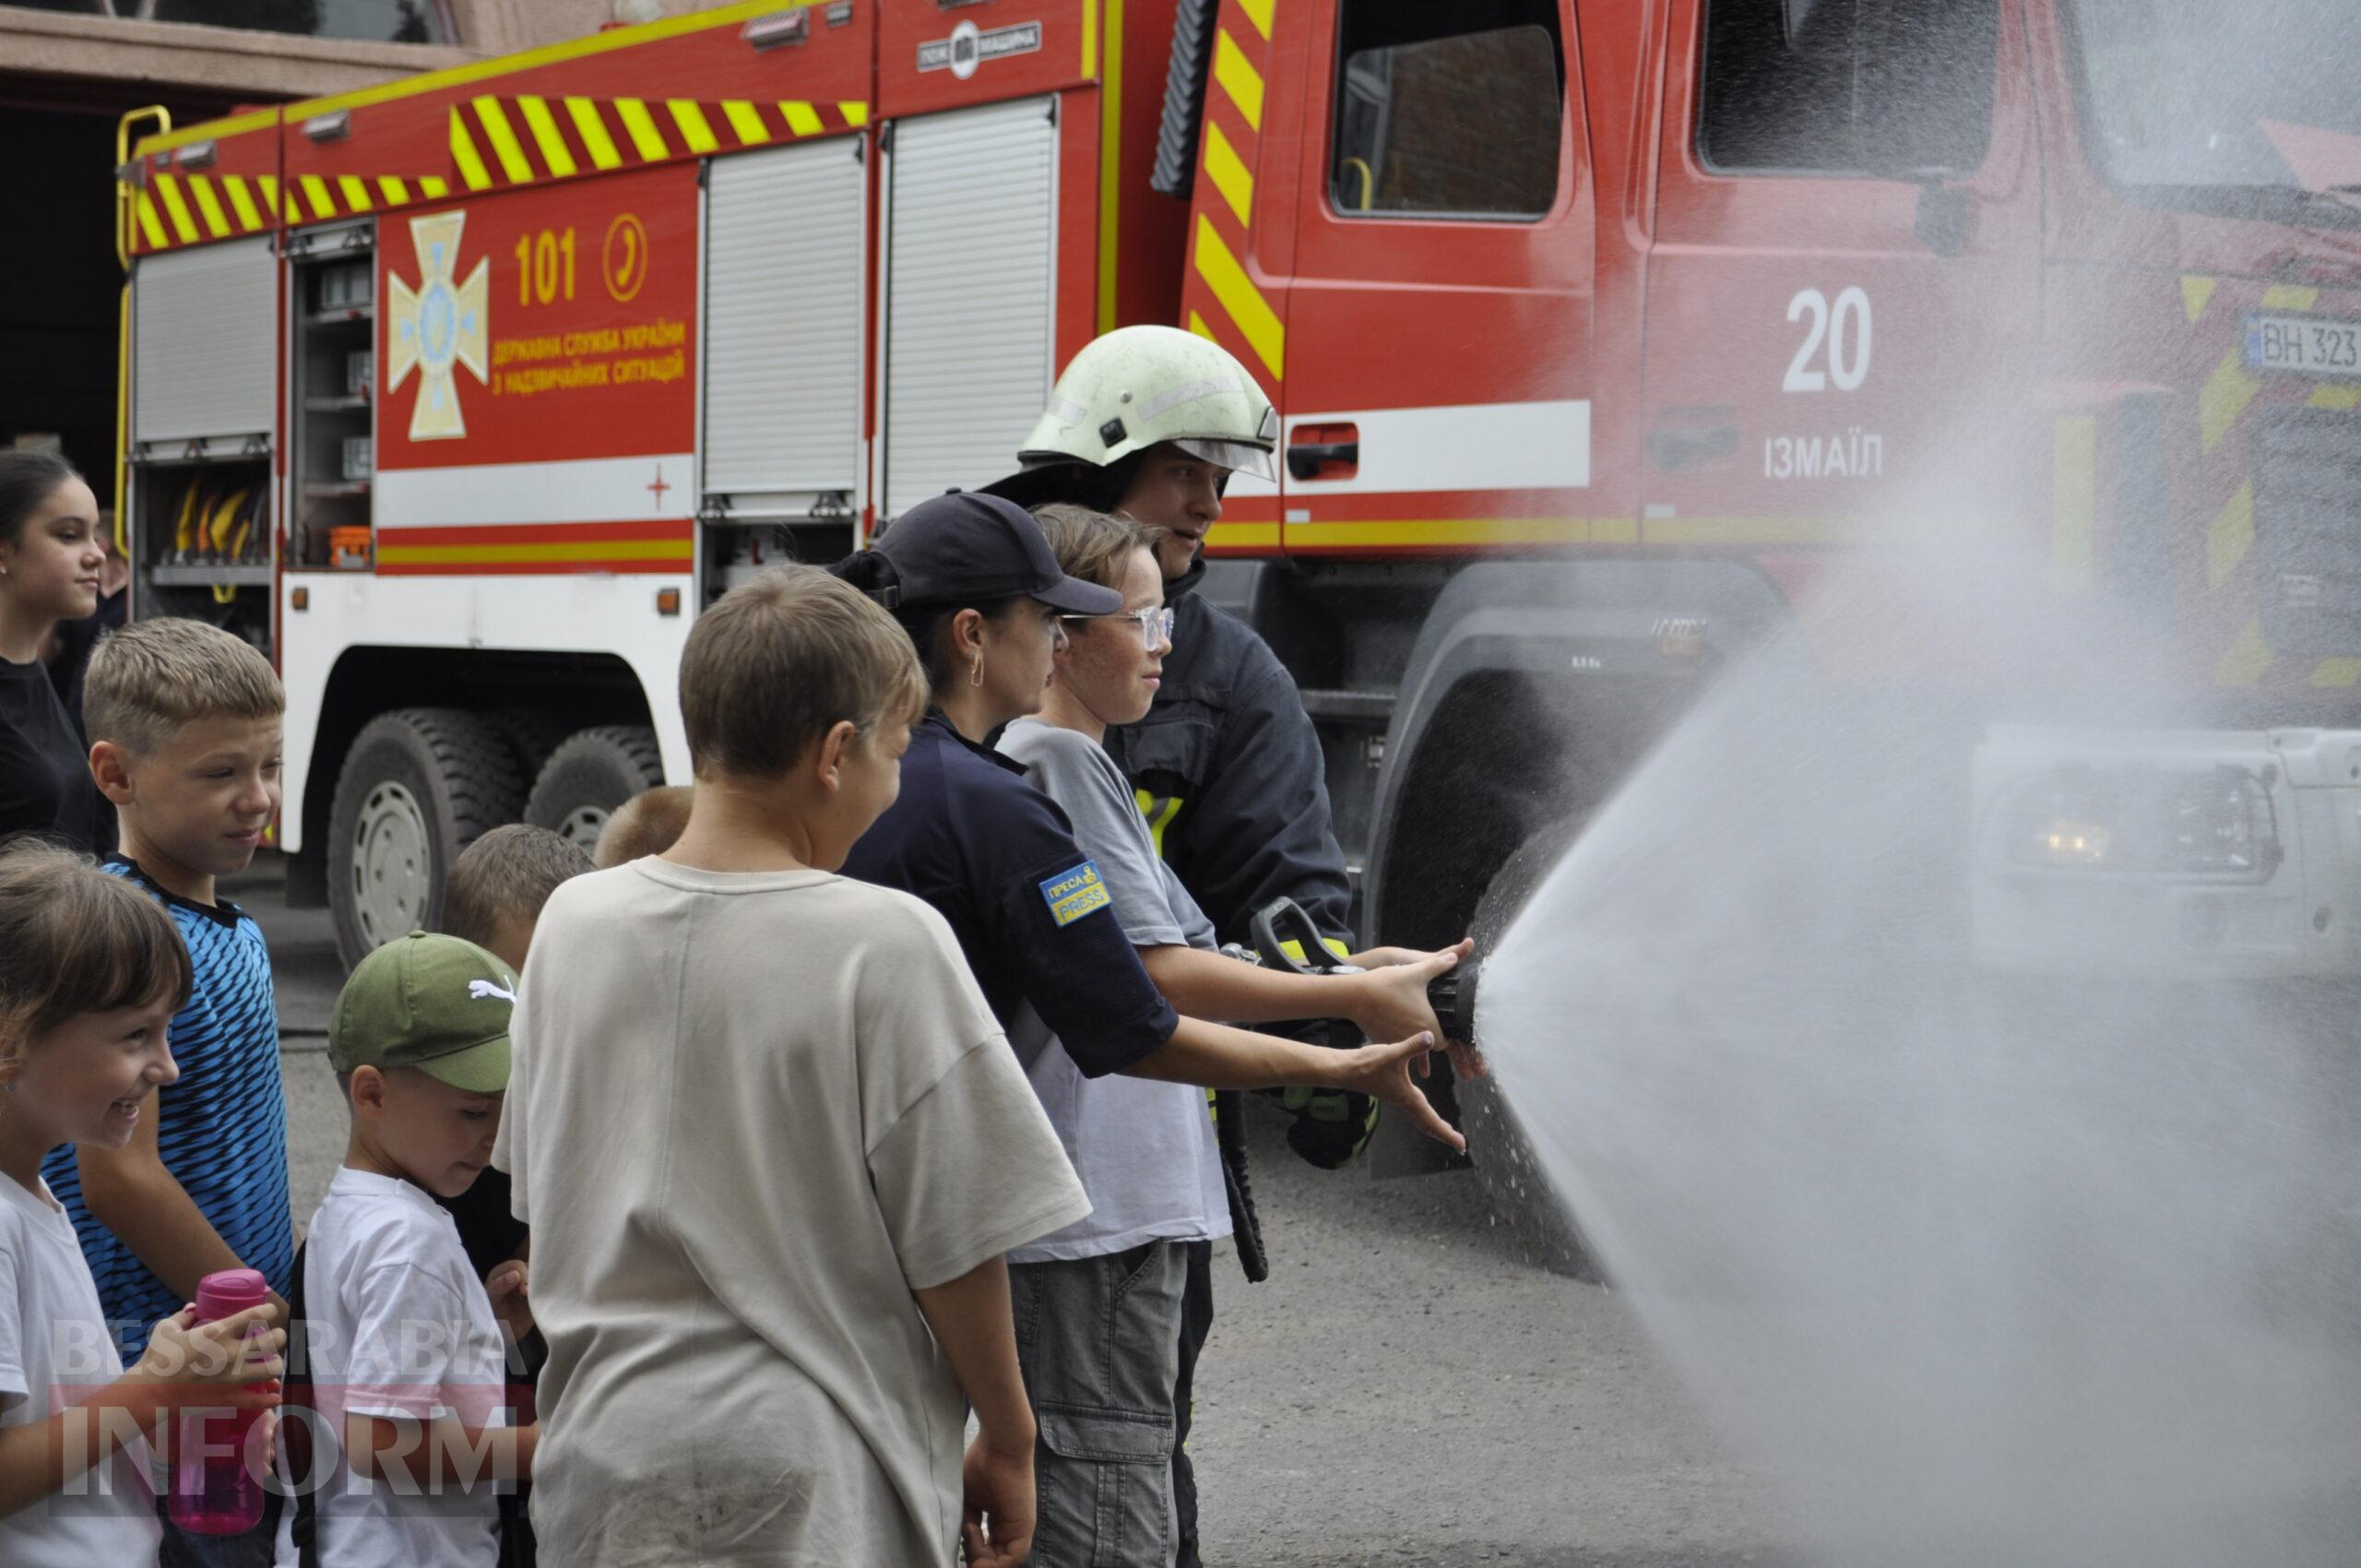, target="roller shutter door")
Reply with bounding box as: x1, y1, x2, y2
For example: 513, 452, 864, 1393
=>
134, 236, 278, 445
704, 137, 866, 509
882, 97, 1059, 520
